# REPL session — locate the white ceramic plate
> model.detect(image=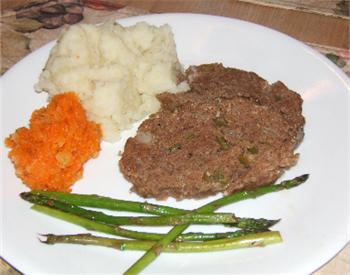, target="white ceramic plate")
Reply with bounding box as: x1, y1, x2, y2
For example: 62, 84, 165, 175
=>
1, 13, 349, 274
